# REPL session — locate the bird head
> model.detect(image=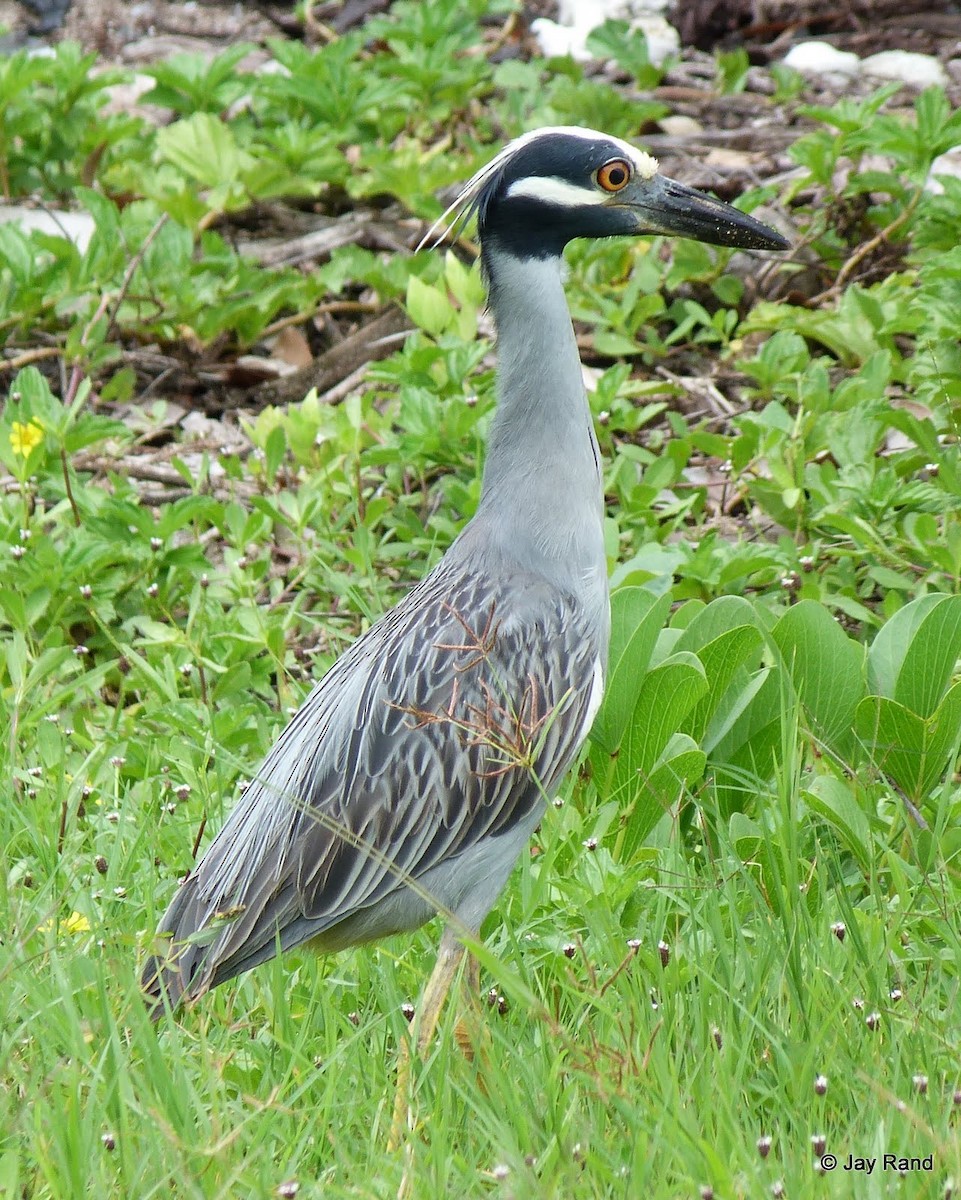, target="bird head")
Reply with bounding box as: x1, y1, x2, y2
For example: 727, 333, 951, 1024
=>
422, 125, 789, 259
